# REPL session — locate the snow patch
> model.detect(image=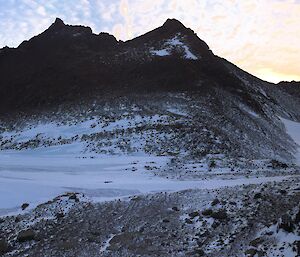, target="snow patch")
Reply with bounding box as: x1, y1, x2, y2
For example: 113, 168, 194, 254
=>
150, 34, 198, 60
150, 49, 170, 57
167, 35, 198, 60
239, 104, 259, 118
